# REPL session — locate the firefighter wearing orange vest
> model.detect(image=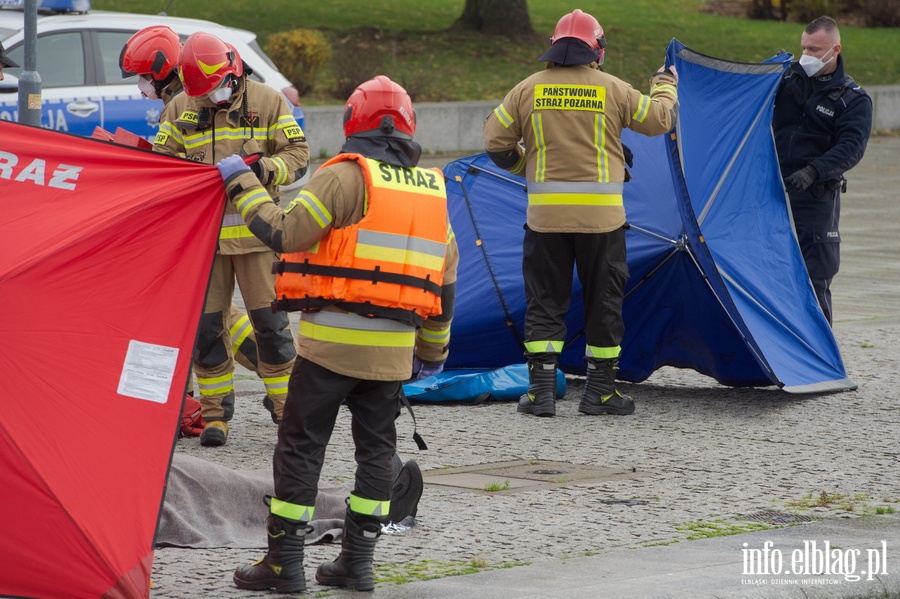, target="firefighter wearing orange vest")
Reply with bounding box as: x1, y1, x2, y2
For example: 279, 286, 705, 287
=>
483, 9, 678, 418
120, 27, 266, 404
216, 75, 458, 594
154, 32, 309, 445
